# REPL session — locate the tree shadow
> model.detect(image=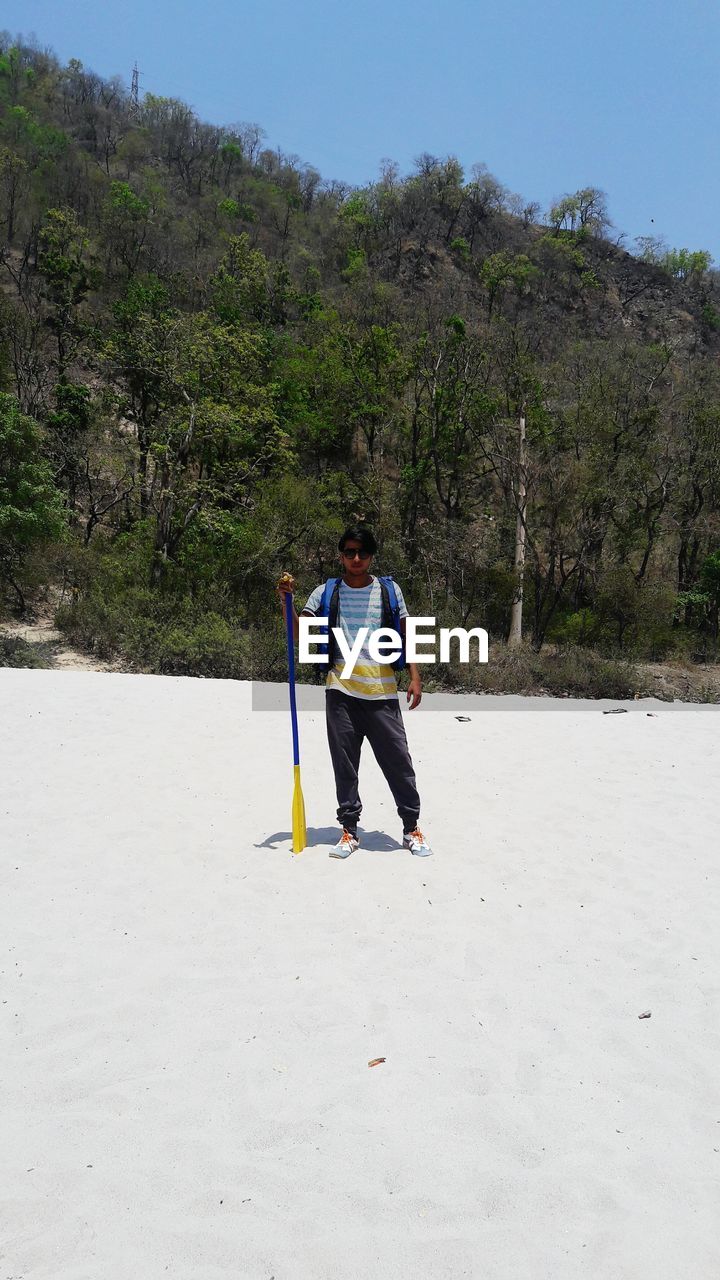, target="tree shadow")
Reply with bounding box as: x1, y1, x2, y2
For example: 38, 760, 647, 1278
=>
255, 826, 401, 853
